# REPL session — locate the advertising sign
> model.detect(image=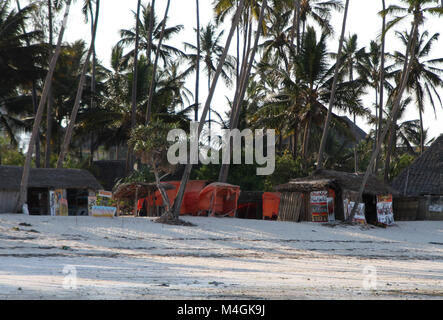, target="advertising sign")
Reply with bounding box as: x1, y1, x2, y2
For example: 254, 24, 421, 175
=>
311, 191, 328, 223
344, 199, 366, 224
377, 195, 395, 226
90, 191, 116, 218
50, 189, 68, 216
